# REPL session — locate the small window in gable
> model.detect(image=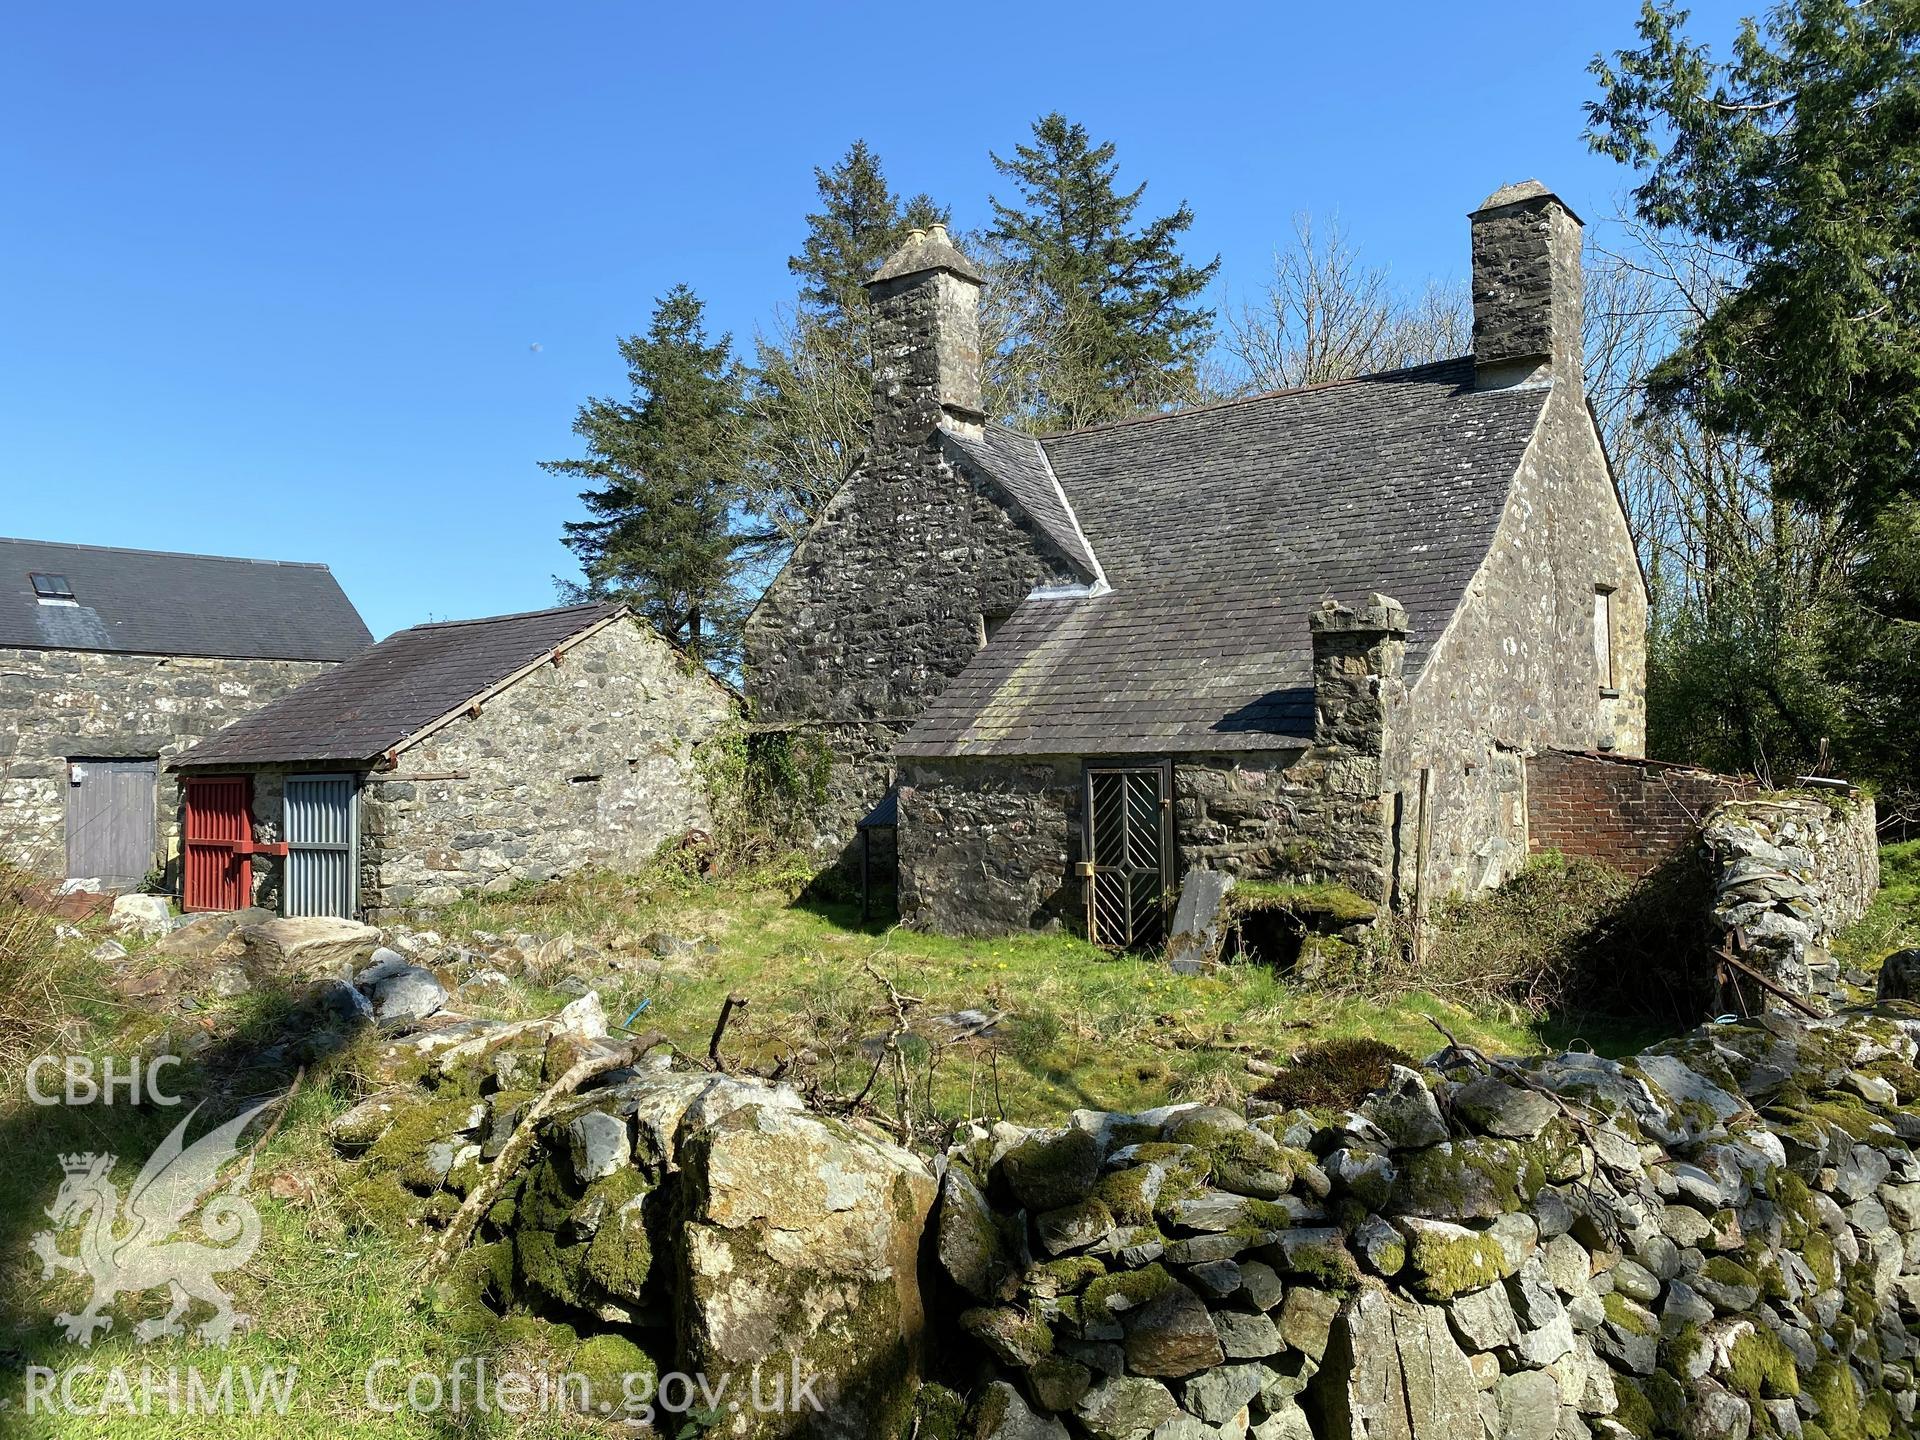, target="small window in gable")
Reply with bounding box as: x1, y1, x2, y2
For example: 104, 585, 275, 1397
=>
1594, 585, 1617, 694
30, 573, 76, 605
